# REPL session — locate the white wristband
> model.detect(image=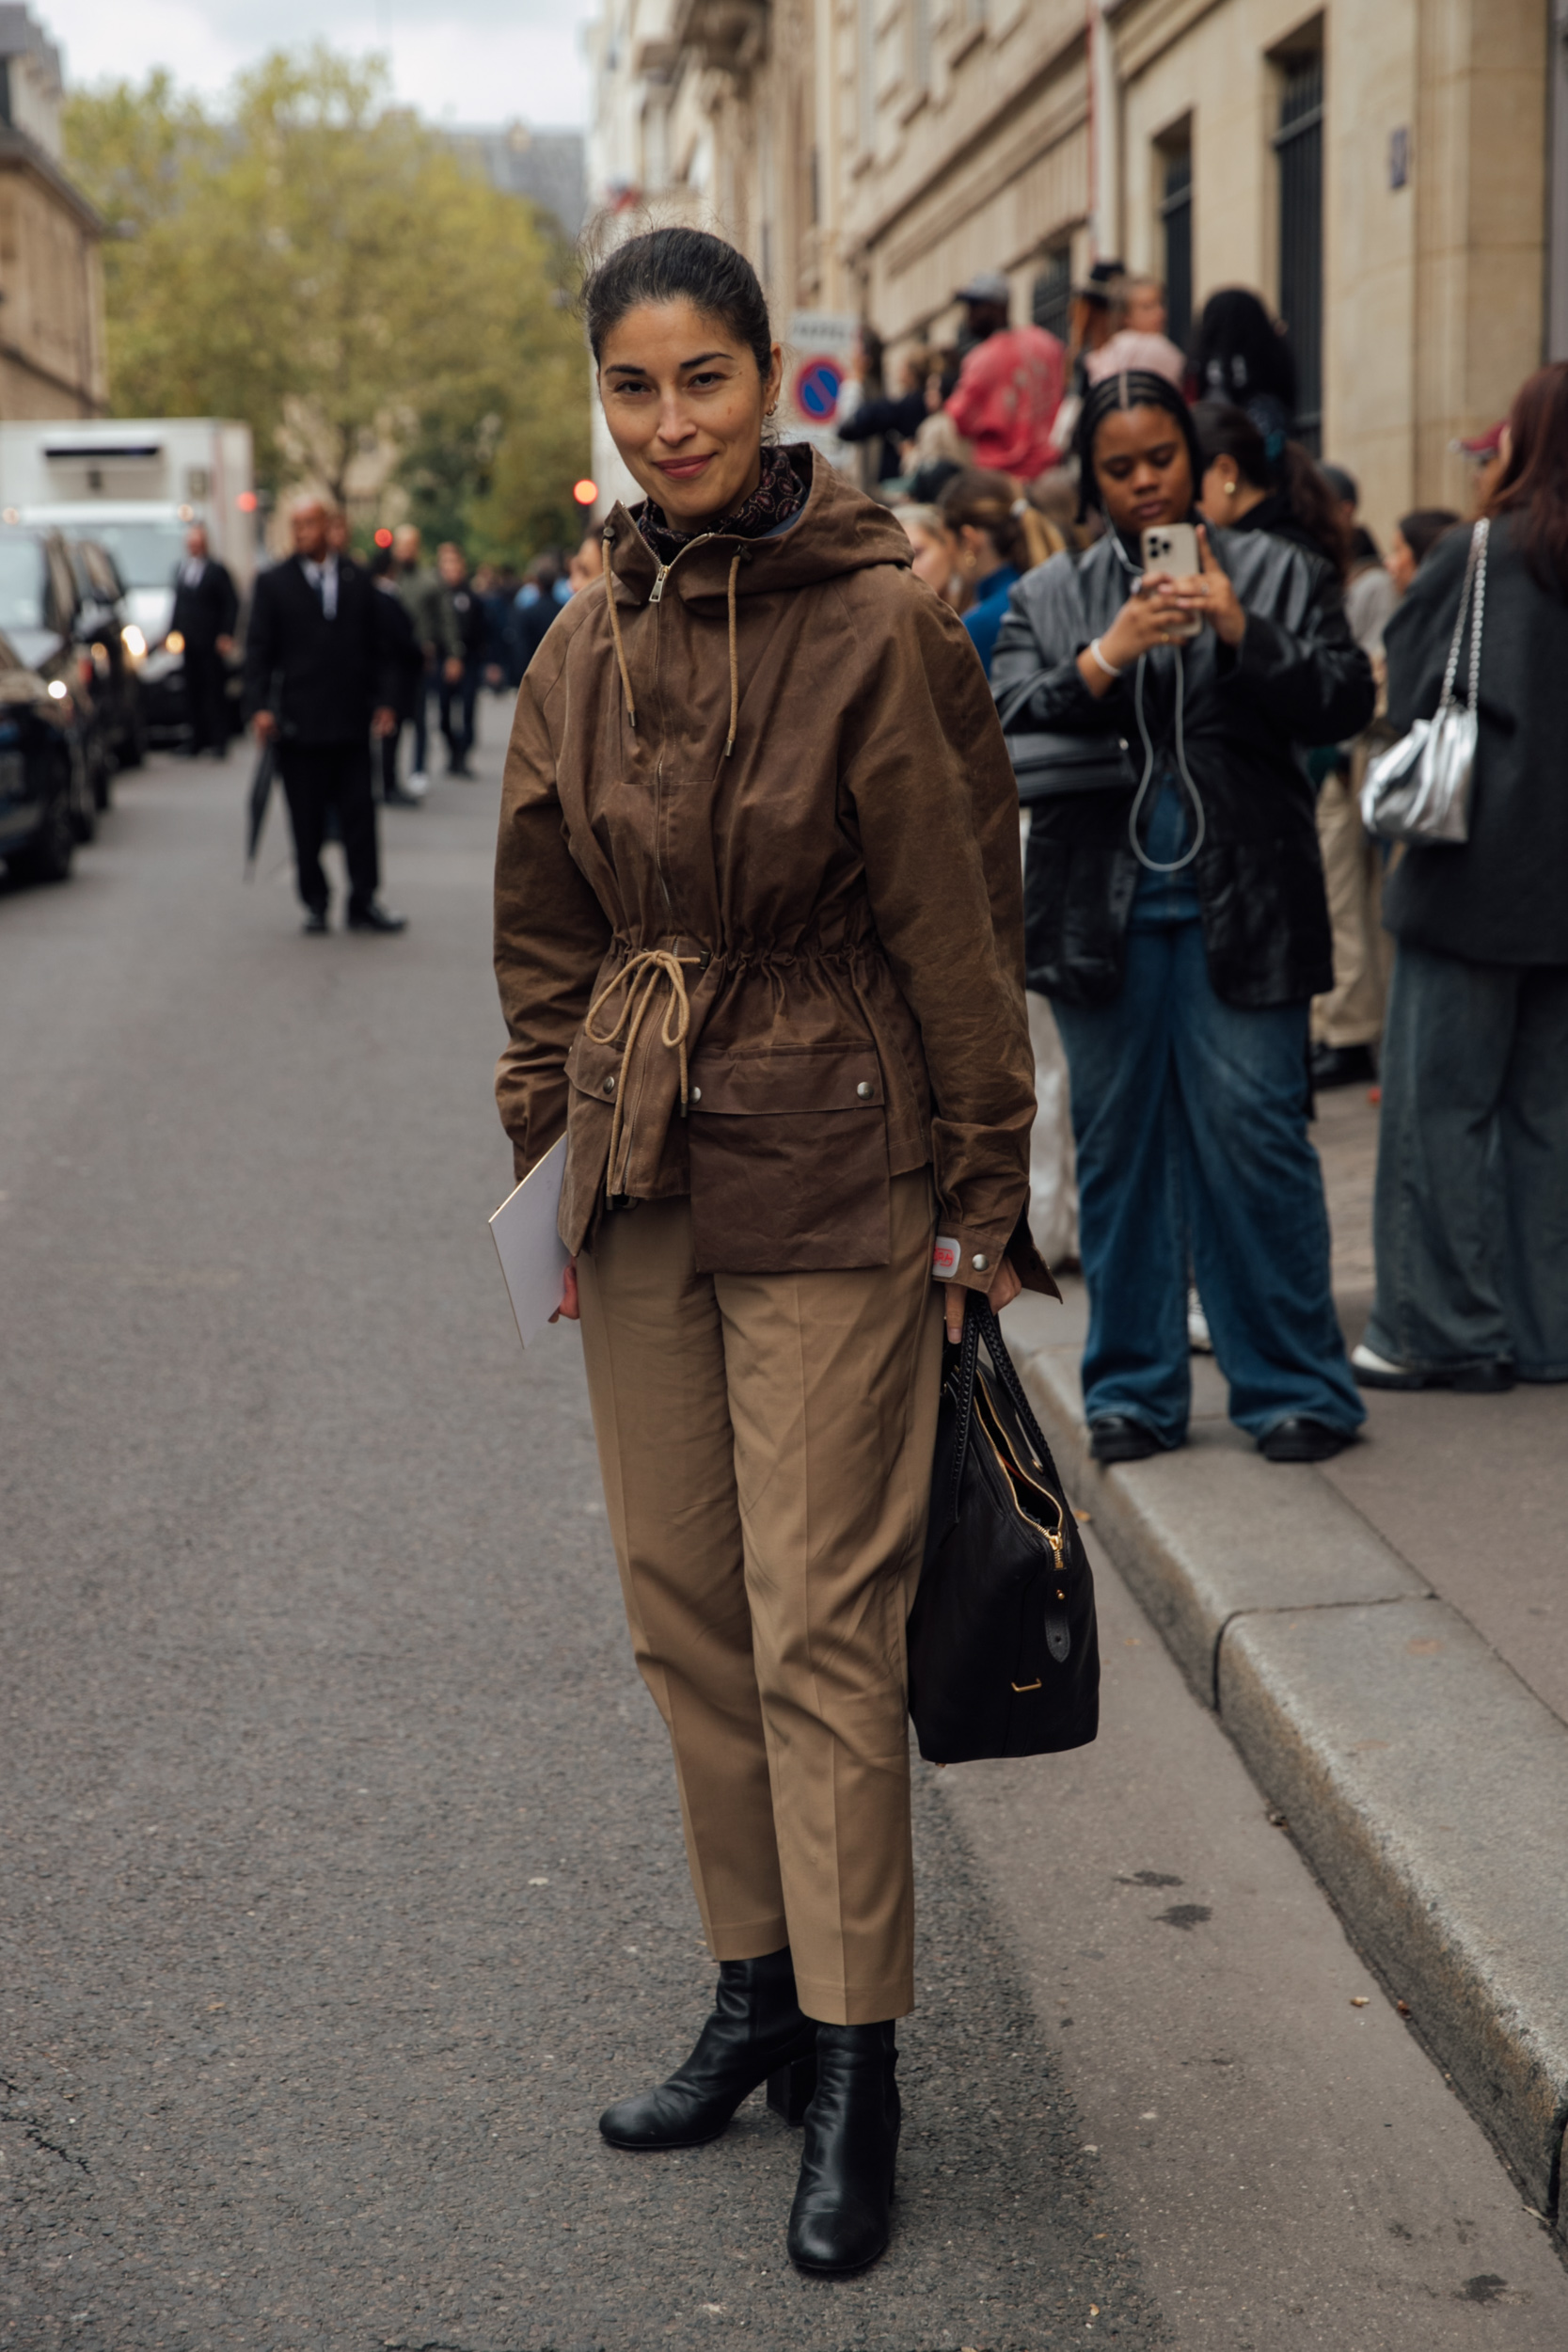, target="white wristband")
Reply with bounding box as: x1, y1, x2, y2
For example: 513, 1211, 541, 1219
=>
1088, 636, 1122, 679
